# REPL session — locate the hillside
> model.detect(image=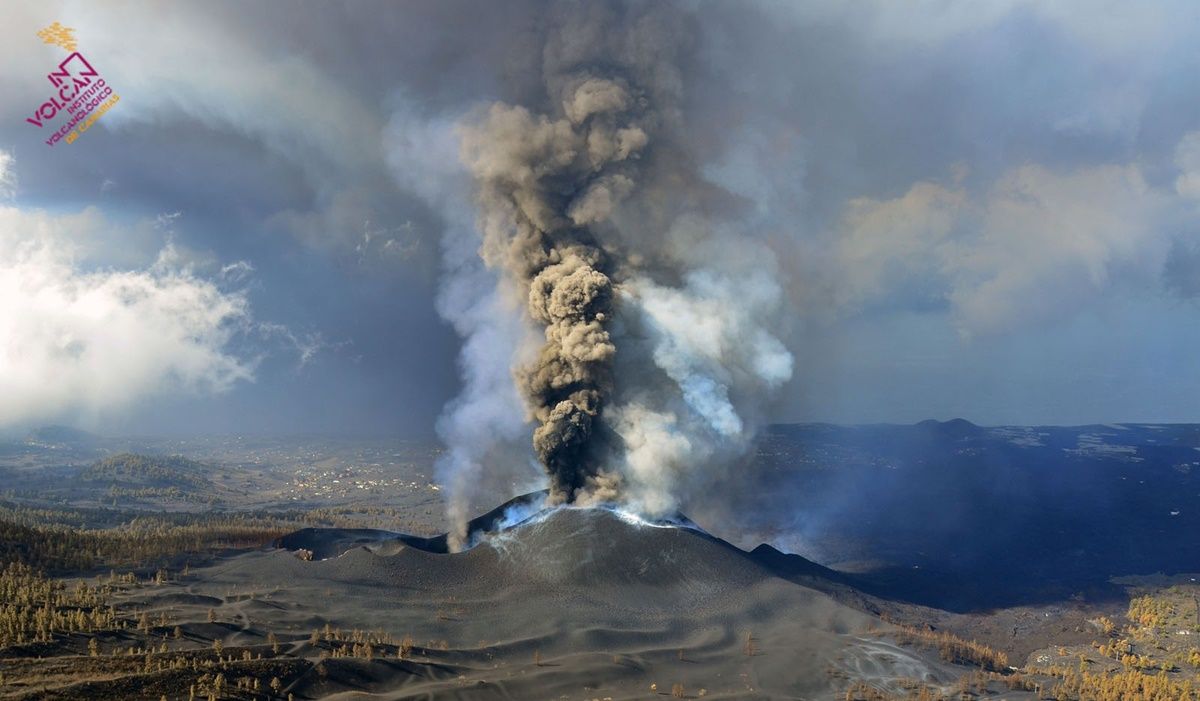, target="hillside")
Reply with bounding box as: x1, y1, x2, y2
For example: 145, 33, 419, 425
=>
81, 453, 213, 490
